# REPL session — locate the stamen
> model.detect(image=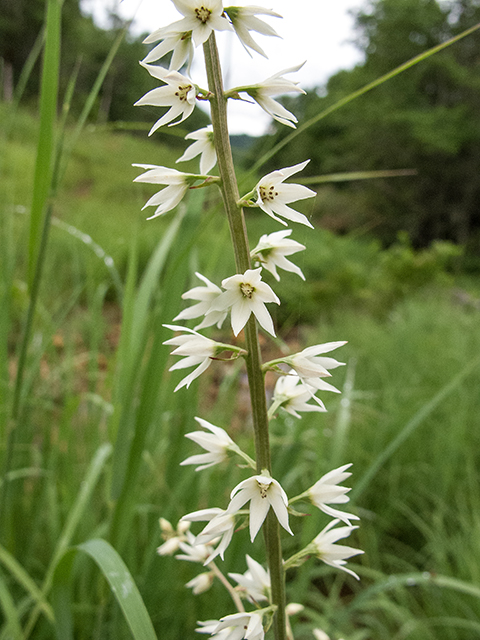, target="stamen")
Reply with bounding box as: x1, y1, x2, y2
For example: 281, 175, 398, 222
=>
240, 283, 255, 299
195, 6, 212, 23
